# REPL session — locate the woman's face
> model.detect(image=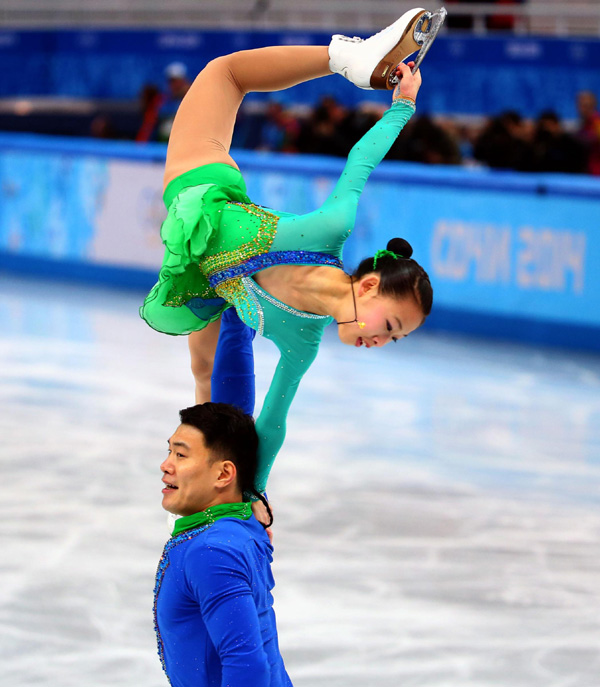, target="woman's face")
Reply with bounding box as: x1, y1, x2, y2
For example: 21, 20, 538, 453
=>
337, 276, 424, 348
